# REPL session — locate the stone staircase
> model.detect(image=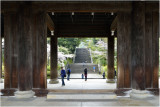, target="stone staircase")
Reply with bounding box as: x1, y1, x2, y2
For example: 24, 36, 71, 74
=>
69, 63, 99, 73
74, 48, 92, 63
68, 48, 99, 74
